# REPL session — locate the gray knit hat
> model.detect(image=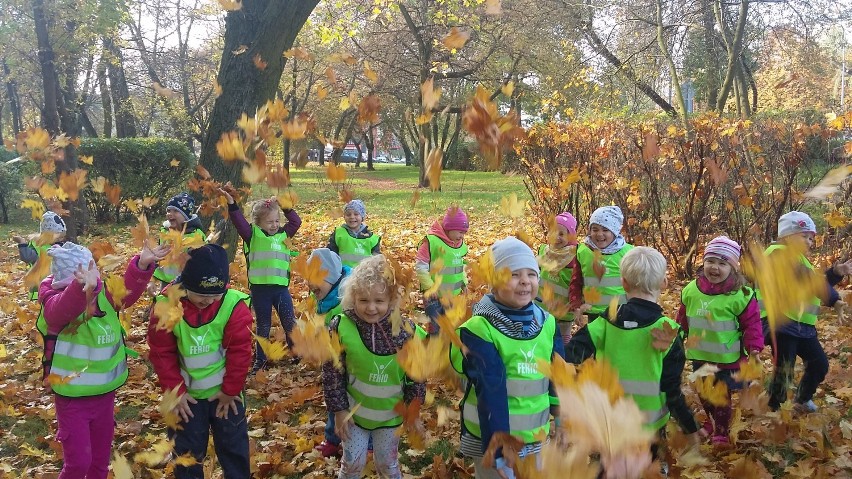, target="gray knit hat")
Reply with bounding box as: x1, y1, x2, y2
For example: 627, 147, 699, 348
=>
491, 237, 539, 274
589, 205, 624, 234
40, 211, 66, 235
344, 199, 366, 218
48, 242, 96, 289
778, 211, 816, 239
308, 248, 343, 285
